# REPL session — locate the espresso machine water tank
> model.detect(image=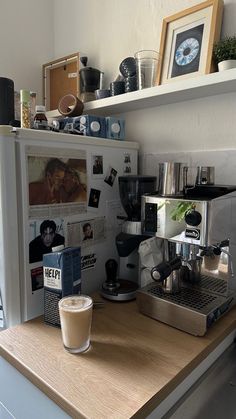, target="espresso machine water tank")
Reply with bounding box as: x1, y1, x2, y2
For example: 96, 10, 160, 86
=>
0, 77, 14, 124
